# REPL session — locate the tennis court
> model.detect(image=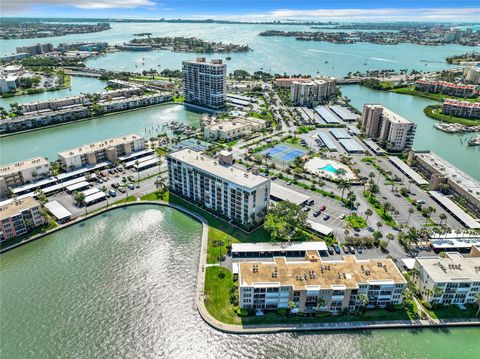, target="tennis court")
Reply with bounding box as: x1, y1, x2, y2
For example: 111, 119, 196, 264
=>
260, 143, 307, 163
